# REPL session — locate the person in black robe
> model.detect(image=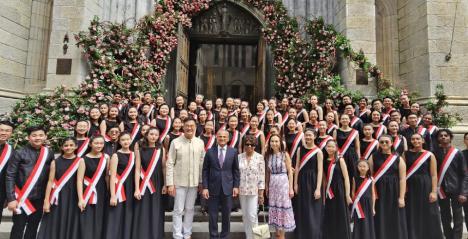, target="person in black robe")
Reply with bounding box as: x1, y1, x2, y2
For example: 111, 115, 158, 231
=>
294, 129, 323, 239
104, 126, 120, 156
352, 160, 375, 239
401, 113, 432, 150
0, 120, 14, 224
37, 137, 80, 239
132, 128, 166, 239
77, 136, 109, 239
105, 133, 136, 239
322, 140, 352, 239
6, 126, 54, 239
369, 135, 408, 239
433, 129, 468, 239
403, 133, 443, 239
87, 107, 102, 137
335, 114, 361, 179
462, 132, 468, 232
